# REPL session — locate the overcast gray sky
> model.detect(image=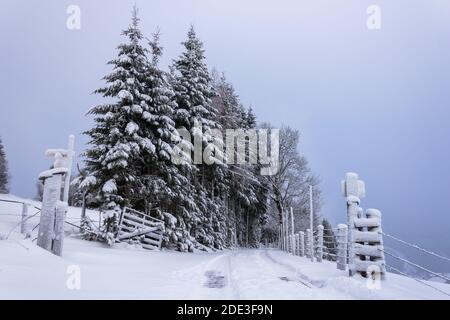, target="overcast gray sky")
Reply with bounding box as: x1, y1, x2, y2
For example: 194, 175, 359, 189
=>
1, 1, 449, 273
